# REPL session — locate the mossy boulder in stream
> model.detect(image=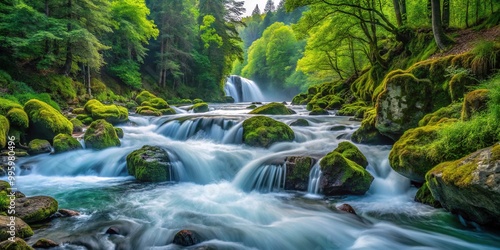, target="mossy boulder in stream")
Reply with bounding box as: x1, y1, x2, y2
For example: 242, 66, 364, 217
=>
352, 108, 392, 145
126, 145, 172, 182
53, 134, 82, 154
0, 237, 34, 250
83, 99, 128, 124
23, 99, 72, 141
250, 102, 293, 115
0, 115, 9, 148
319, 150, 373, 195
242, 116, 295, 148
140, 97, 169, 109
190, 102, 209, 113
27, 139, 51, 155
426, 144, 500, 226
414, 182, 441, 208
83, 119, 121, 150
284, 156, 316, 191
15, 196, 58, 223
135, 90, 157, 105
290, 119, 309, 127
0, 216, 33, 241
333, 141, 368, 168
